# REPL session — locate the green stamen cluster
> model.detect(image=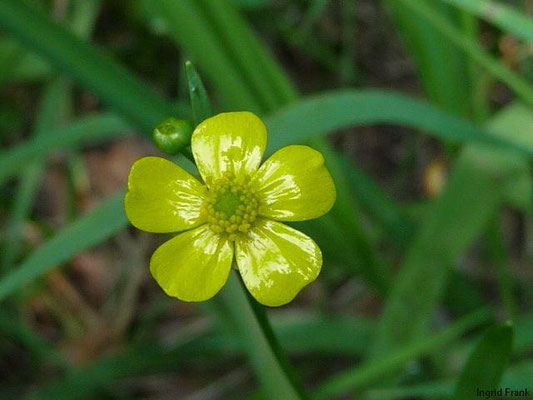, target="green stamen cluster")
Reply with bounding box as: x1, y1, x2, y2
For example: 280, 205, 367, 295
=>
202, 173, 259, 240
